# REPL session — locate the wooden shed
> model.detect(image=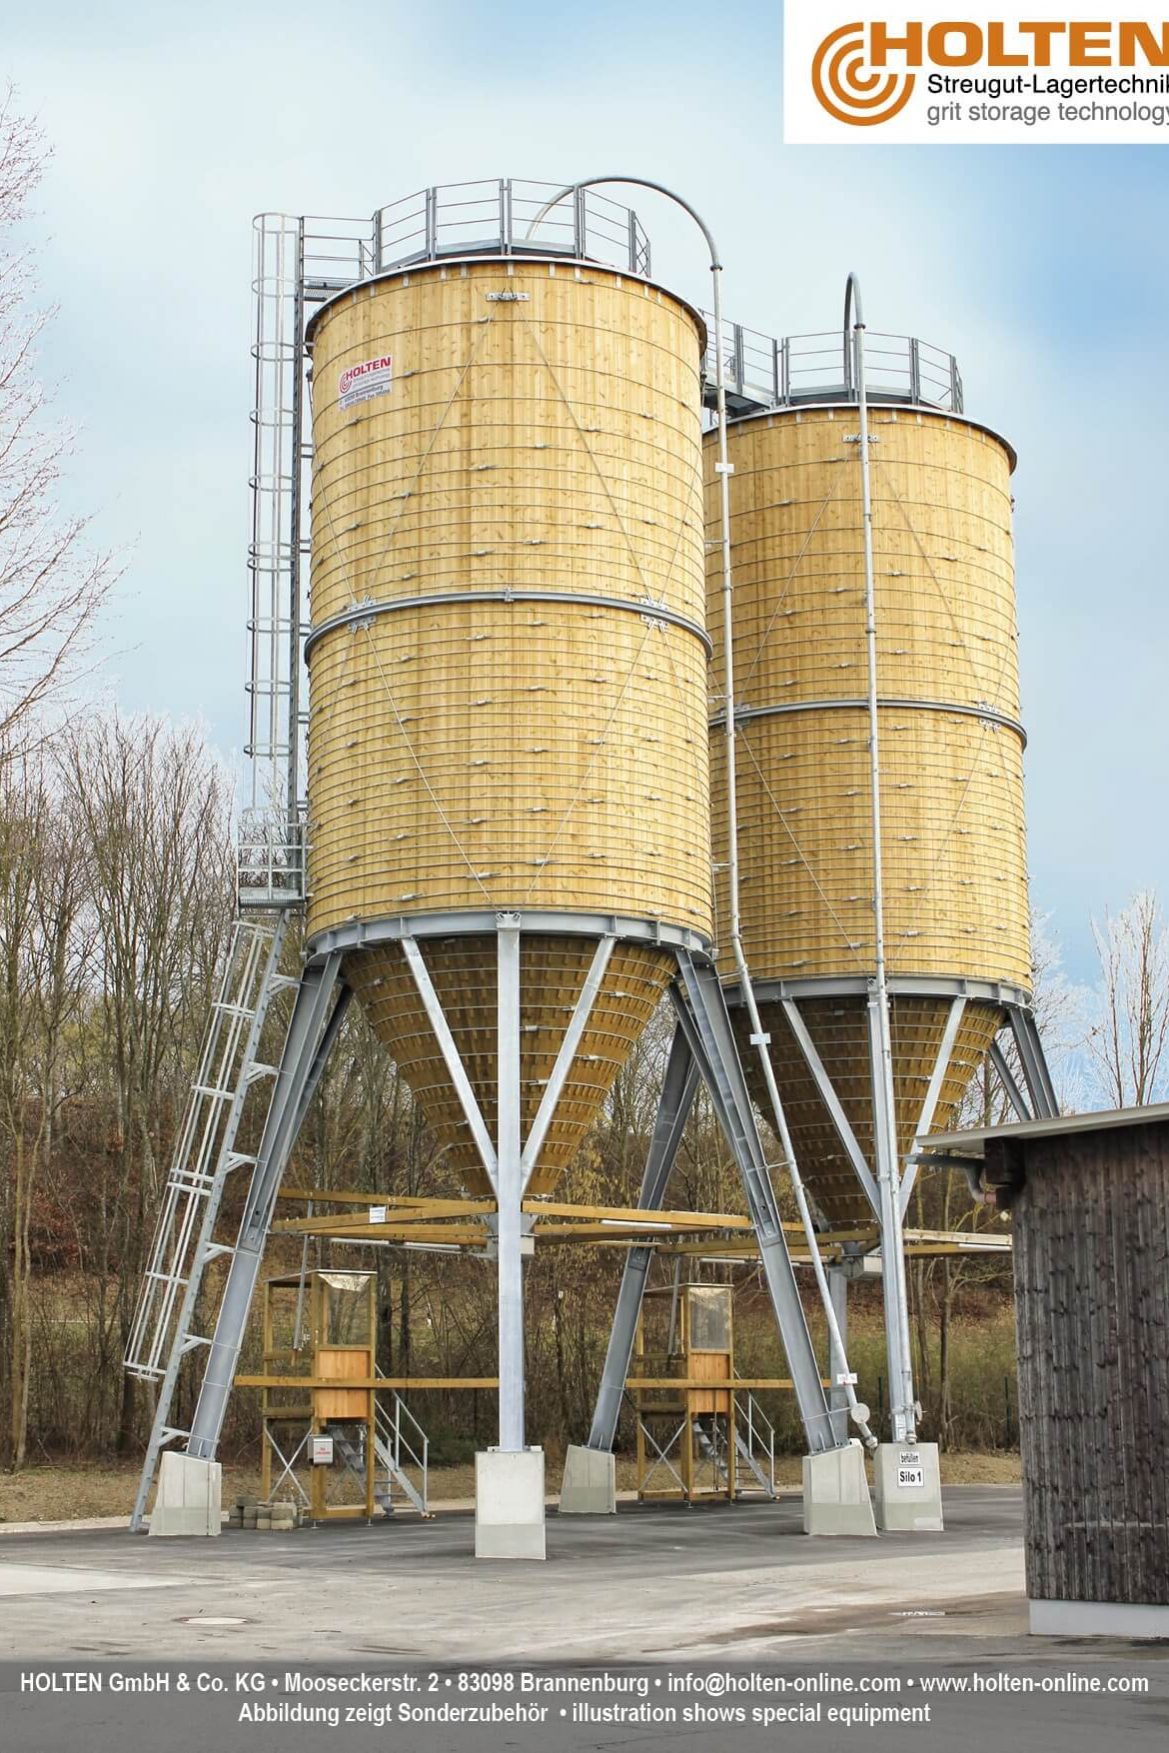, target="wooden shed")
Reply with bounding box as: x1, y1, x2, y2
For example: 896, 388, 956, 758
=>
928, 1103, 1169, 1637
